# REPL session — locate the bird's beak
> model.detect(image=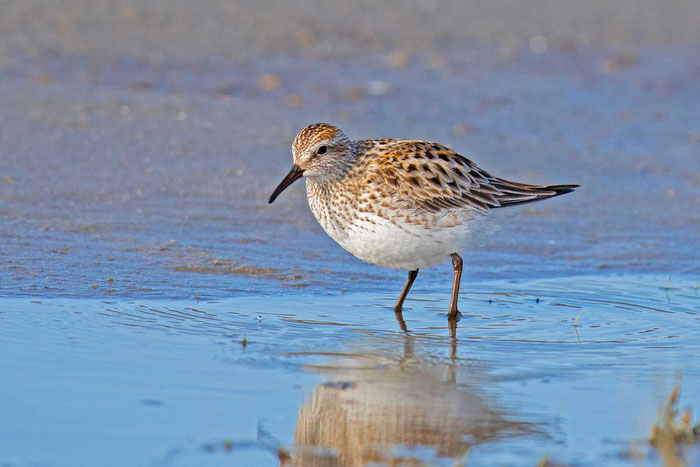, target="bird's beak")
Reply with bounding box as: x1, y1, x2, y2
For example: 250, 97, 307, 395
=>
268, 164, 304, 204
